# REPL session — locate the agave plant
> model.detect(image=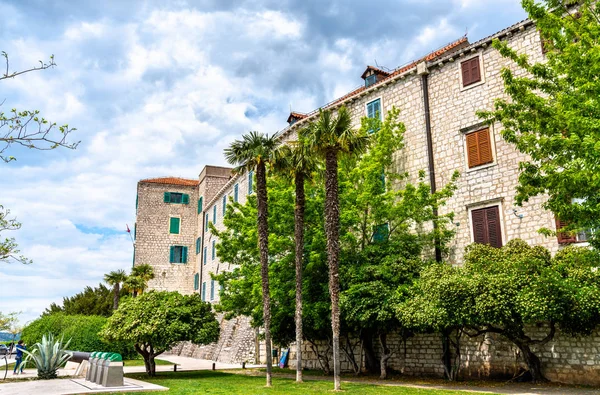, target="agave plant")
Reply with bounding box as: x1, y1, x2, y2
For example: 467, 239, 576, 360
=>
22, 334, 72, 379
